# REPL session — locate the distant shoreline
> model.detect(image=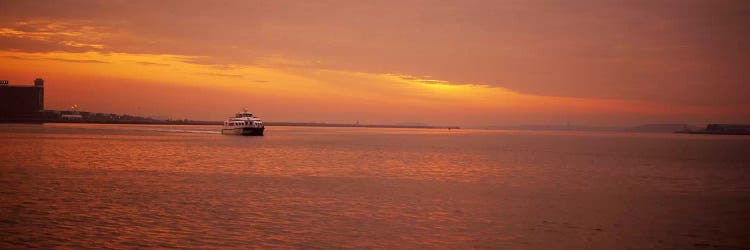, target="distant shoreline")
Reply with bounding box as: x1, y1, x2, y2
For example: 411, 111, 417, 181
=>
0, 119, 460, 130
675, 130, 750, 136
